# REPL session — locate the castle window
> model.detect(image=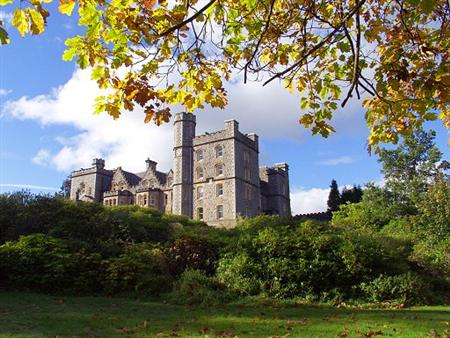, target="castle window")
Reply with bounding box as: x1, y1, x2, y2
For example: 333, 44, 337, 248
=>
143, 195, 147, 206
197, 186, 204, 199
244, 167, 251, 181
150, 195, 155, 205
216, 183, 223, 196
215, 164, 224, 176
216, 205, 224, 220
197, 167, 204, 180
196, 149, 204, 161
245, 184, 252, 200
244, 150, 250, 163
197, 207, 204, 220
215, 145, 223, 158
